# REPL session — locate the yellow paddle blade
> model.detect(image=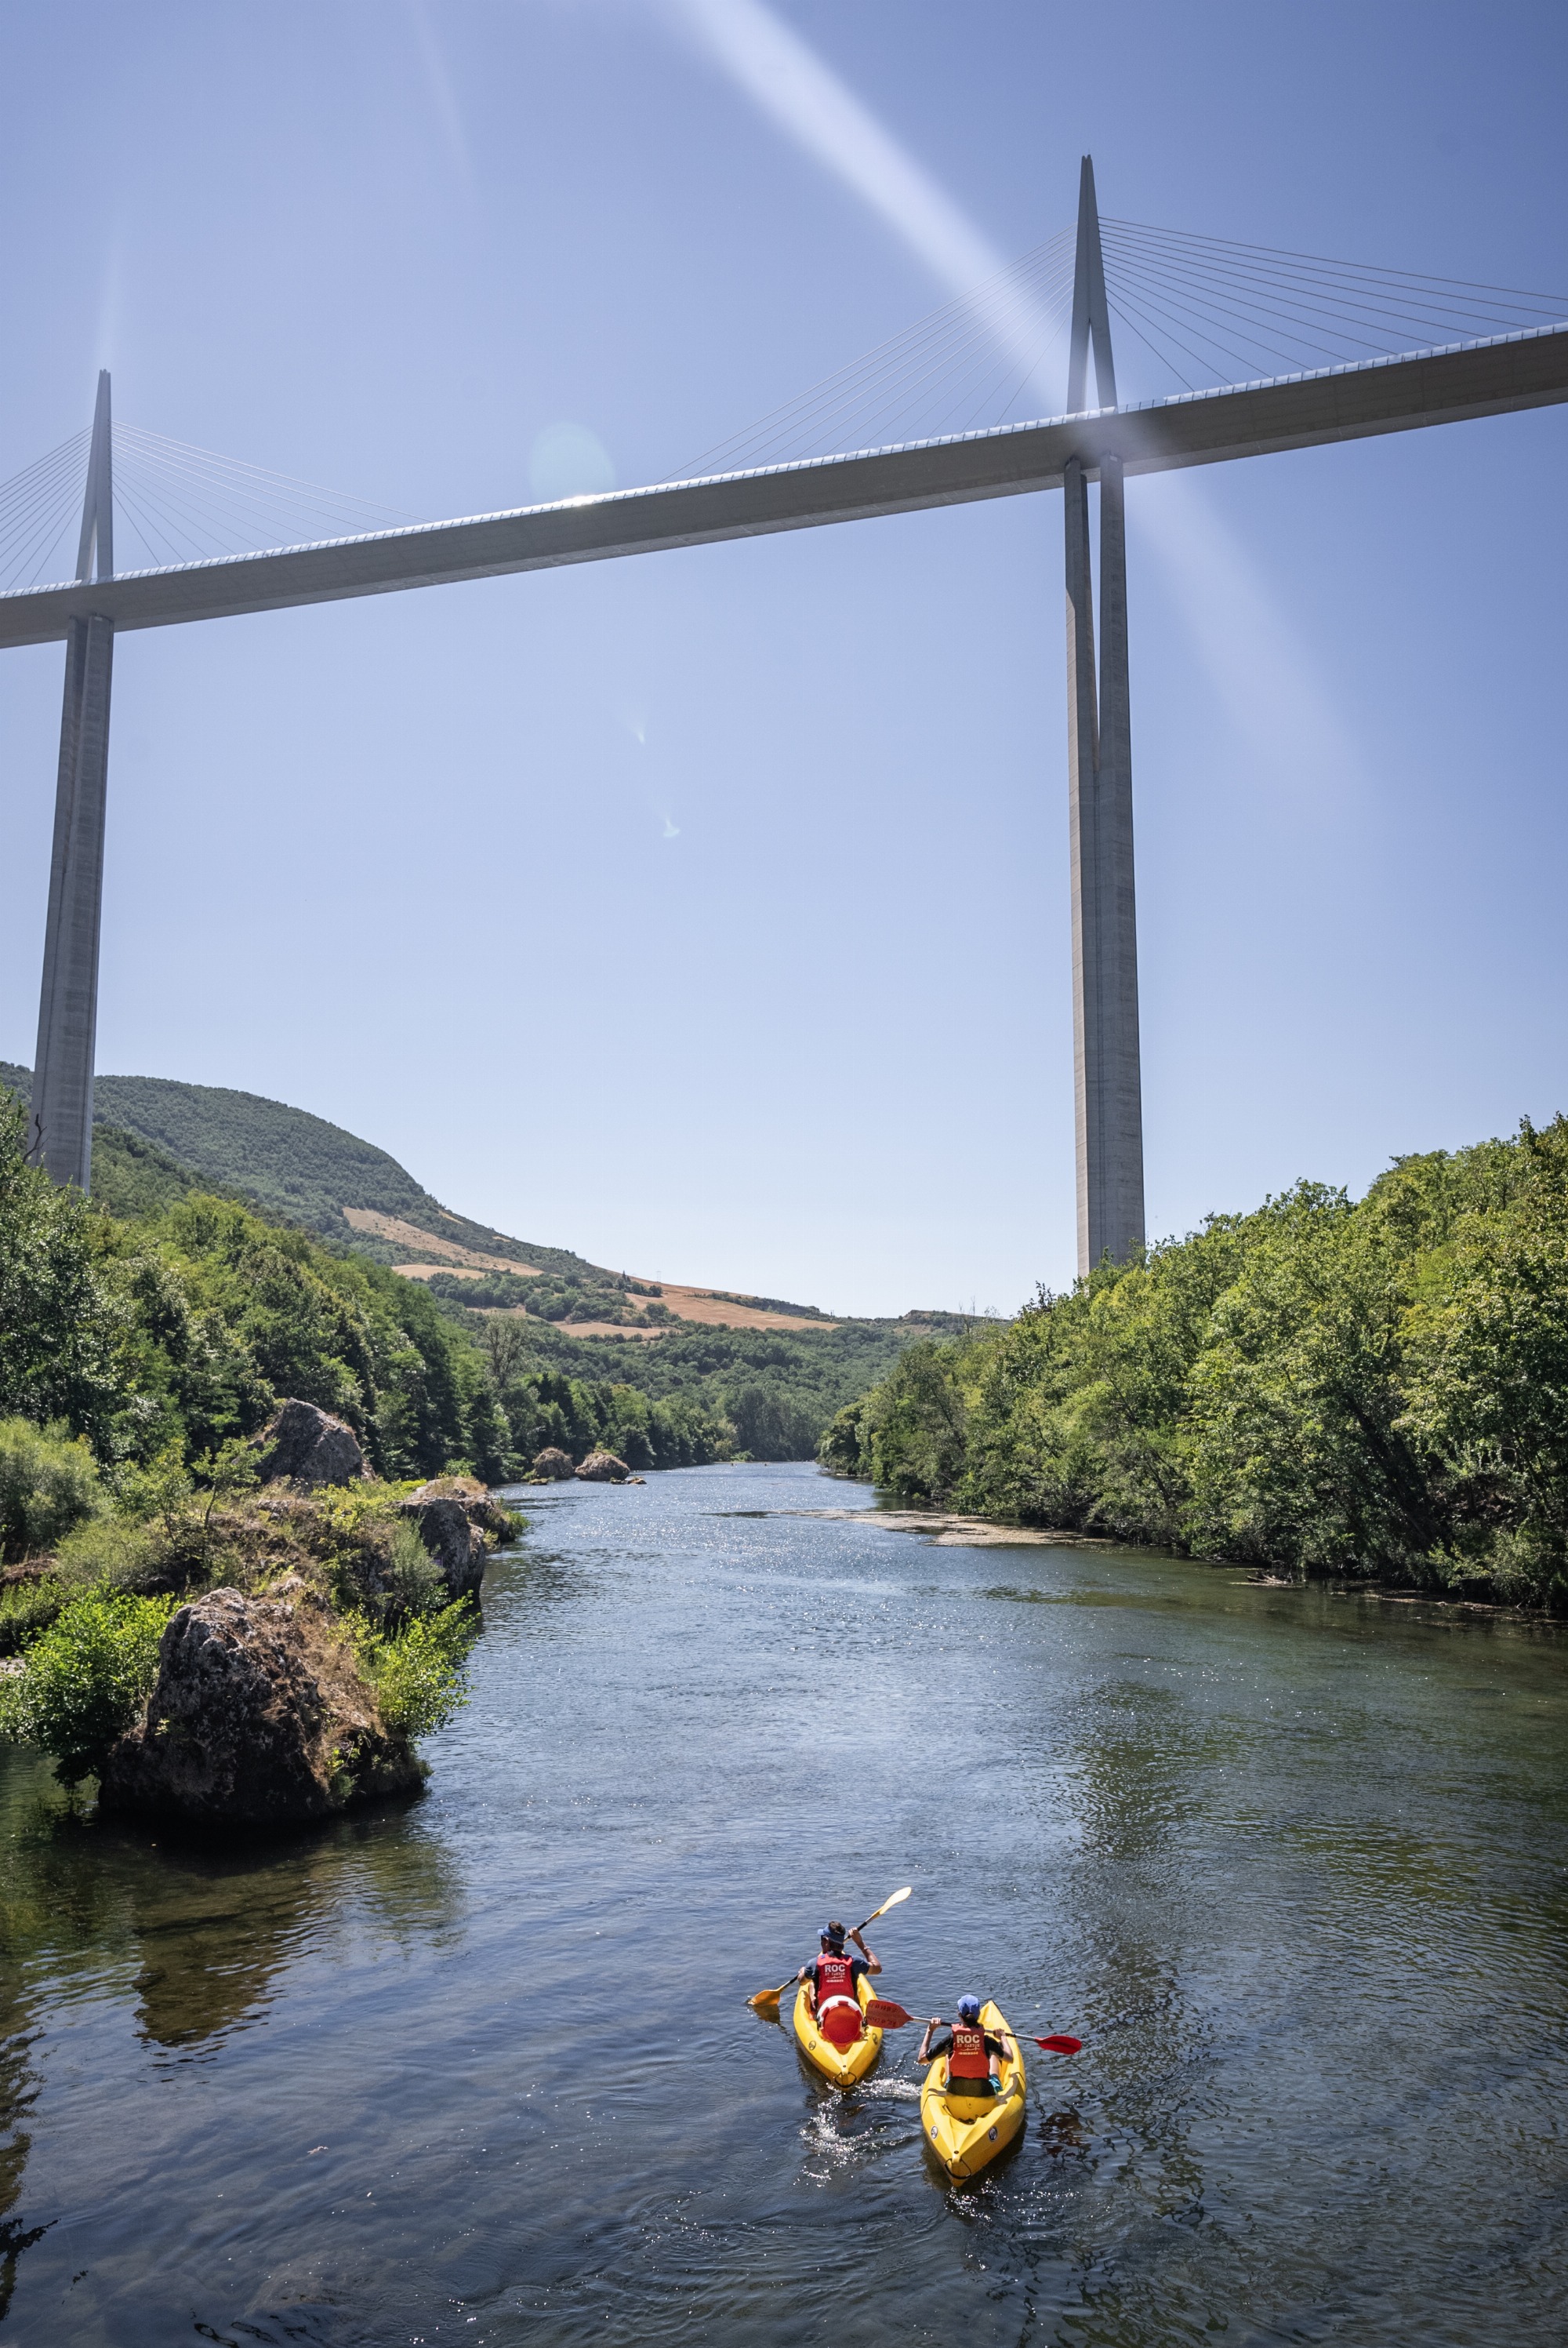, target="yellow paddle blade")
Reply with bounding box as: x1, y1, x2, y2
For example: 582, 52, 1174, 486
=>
866, 1885, 913, 1924
747, 1975, 795, 2015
